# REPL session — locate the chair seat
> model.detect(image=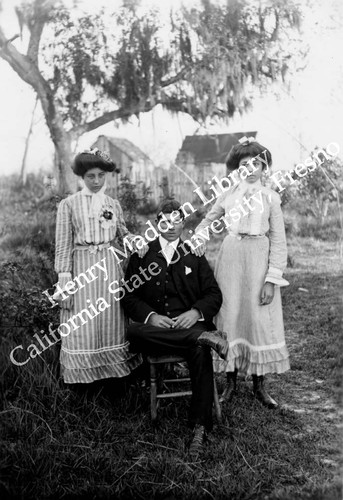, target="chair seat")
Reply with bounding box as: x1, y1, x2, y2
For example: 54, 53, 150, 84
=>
147, 354, 186, 364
